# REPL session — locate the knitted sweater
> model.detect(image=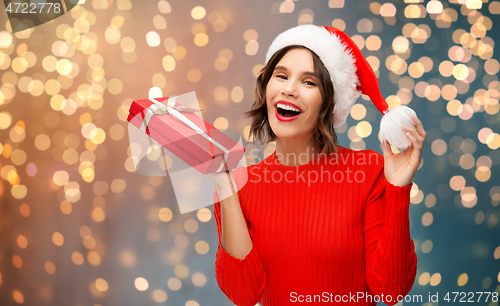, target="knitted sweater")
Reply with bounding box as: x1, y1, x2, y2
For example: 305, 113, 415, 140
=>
213, 145, 417, 306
